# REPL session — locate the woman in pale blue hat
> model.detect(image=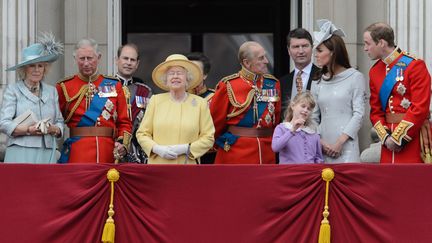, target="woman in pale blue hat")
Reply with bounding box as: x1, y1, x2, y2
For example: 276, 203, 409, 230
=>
310, 19, 366, 163
0, 32, 64, 163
